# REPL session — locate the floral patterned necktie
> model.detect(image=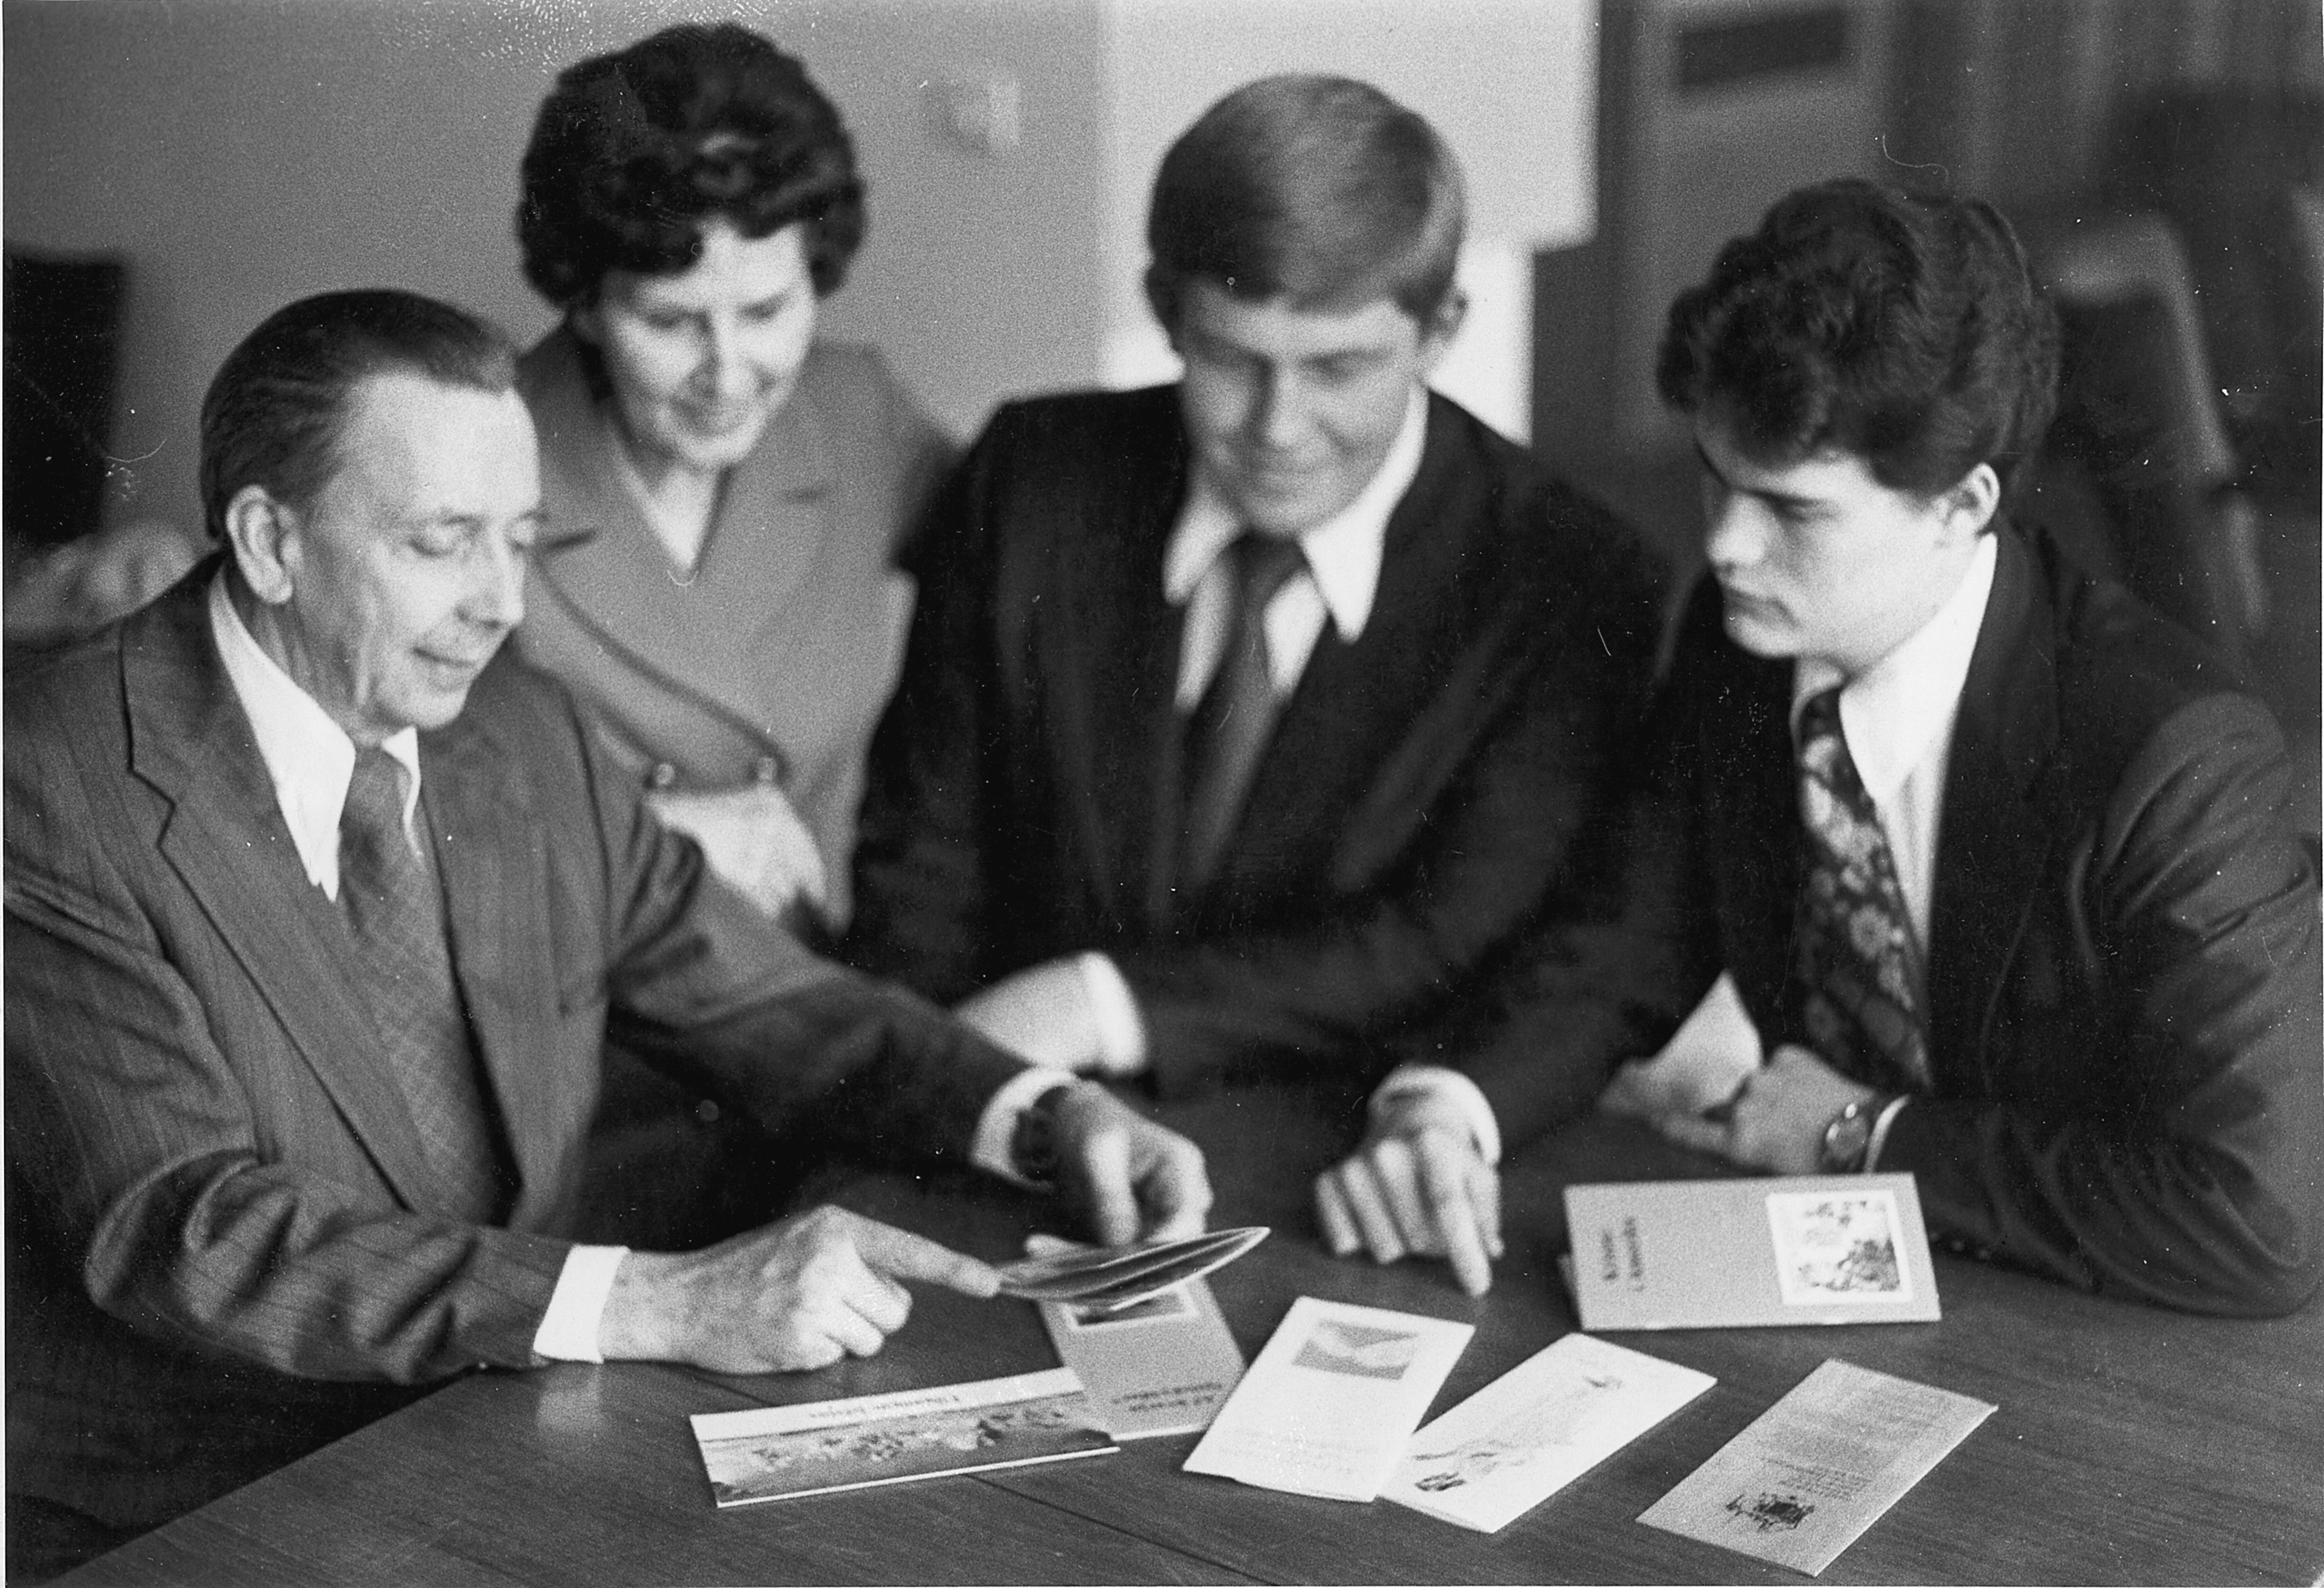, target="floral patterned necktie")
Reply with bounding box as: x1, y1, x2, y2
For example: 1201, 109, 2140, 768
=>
1787, 686, 1932, 1092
